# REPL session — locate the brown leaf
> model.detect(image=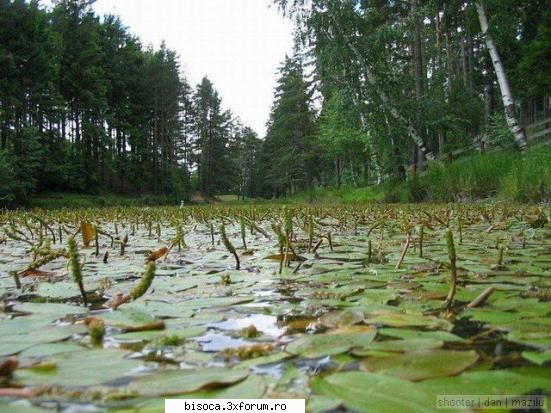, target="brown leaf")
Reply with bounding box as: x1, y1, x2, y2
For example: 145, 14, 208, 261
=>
81, 221, 95, 247
0, 388, 35, 398
20, 269, 53, 277
107, 293, 130, 310
146, 246, 169, 262
124, 321, 166, 332
0, 357, 18, 380
263, 253, 306, 262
